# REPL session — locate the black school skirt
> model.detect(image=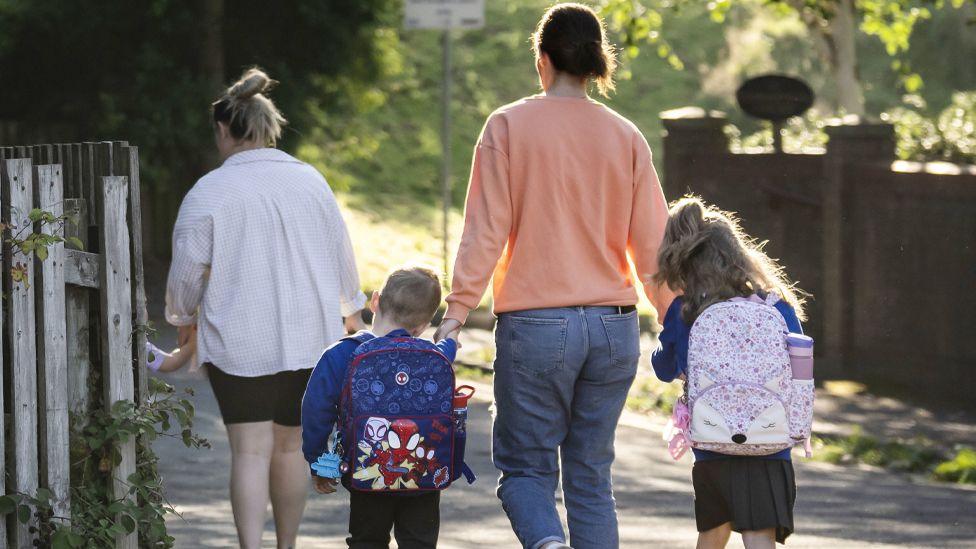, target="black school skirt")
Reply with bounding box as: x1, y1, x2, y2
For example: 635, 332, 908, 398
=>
692, 458, 796, 544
